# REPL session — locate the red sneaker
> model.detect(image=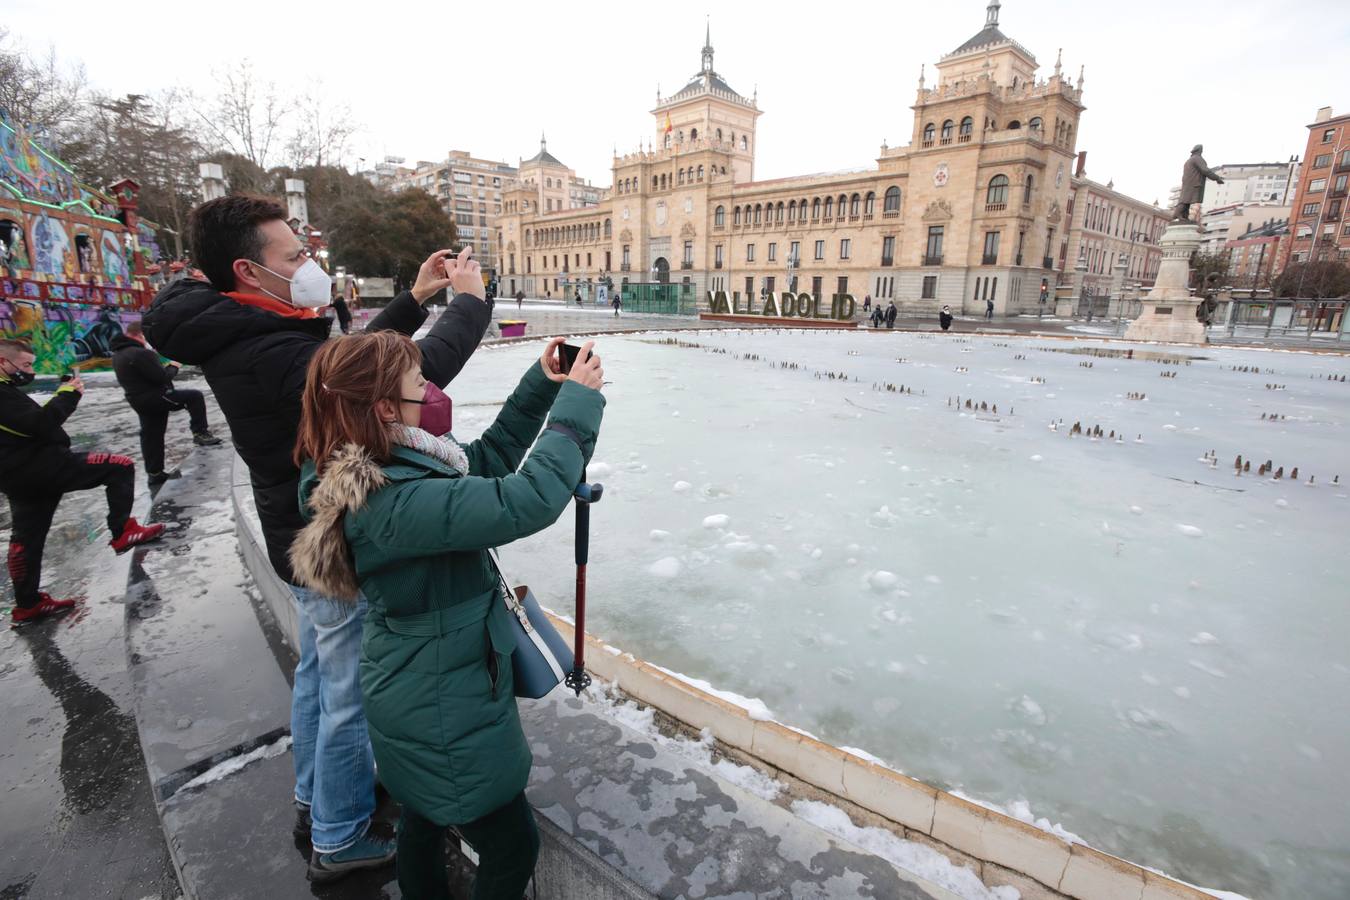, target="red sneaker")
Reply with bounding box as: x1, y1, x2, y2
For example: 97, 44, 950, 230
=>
109, 517, 166, 553
11, 592, 76, 626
